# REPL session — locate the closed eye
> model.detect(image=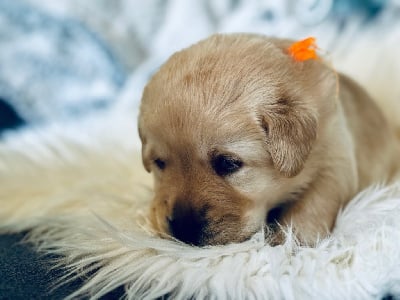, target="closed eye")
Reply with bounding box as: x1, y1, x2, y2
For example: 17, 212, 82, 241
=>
211, 154, 243, 177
